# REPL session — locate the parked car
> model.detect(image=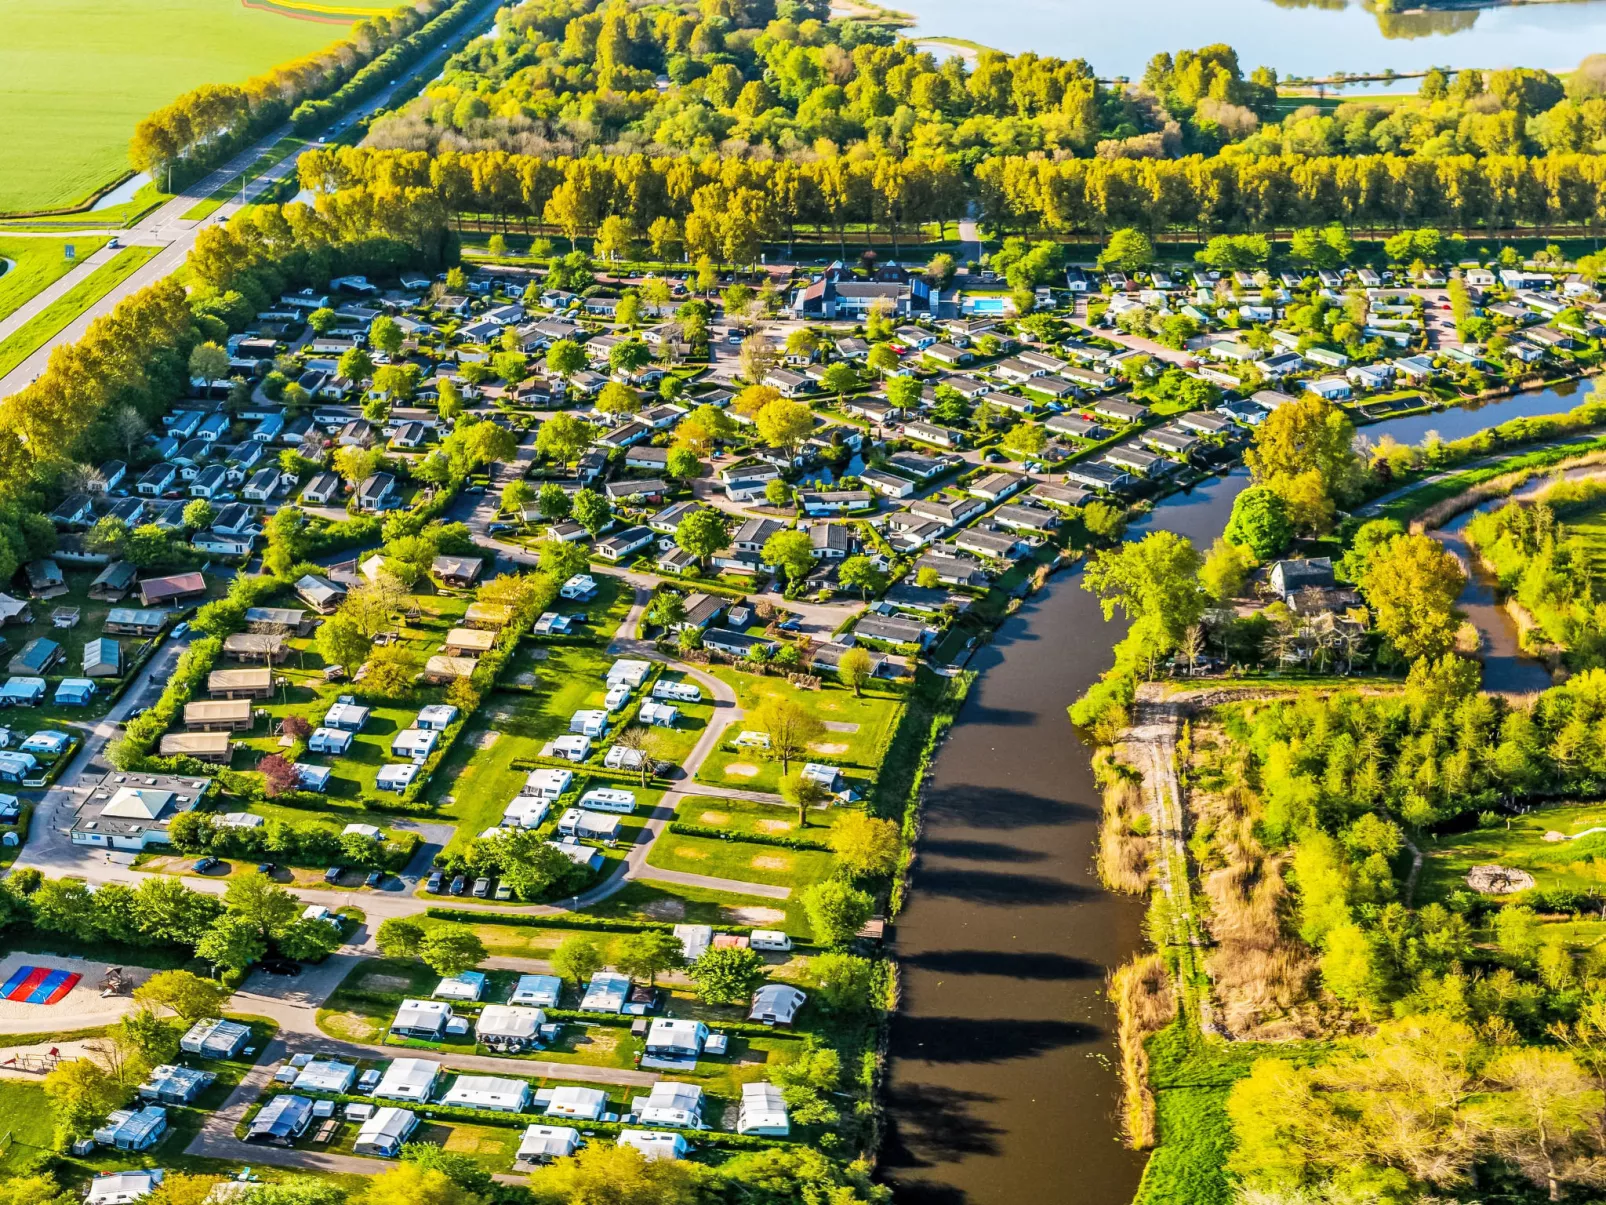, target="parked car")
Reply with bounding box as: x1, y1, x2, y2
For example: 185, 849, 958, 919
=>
257, 862, 275, 875
426, 869, 444, 893
449, 875, 467, 896
365, 869, 384, 888
324, 866, 343, 884
171, 622, 190, 638
494, 882, 513, 901
193, 856, 219, 873
472, 877, 491, 898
